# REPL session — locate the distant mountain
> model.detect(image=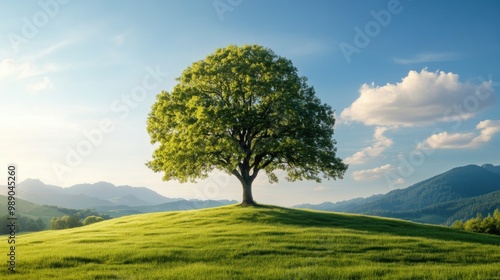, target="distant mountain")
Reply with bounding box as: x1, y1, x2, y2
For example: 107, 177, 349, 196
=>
295, 164, 500, 225
482, 163, 500, 175
17, 179, 114, 209
0, 194, 69, 229
63, 181, 178, 205
362, 190, 500, 225
355, 164, 500, 213
295, 194, 384, 212
108, 194, 150, 206
95, 199, 238, 218
14, 179, 237, 215
15, 179, 183, 208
